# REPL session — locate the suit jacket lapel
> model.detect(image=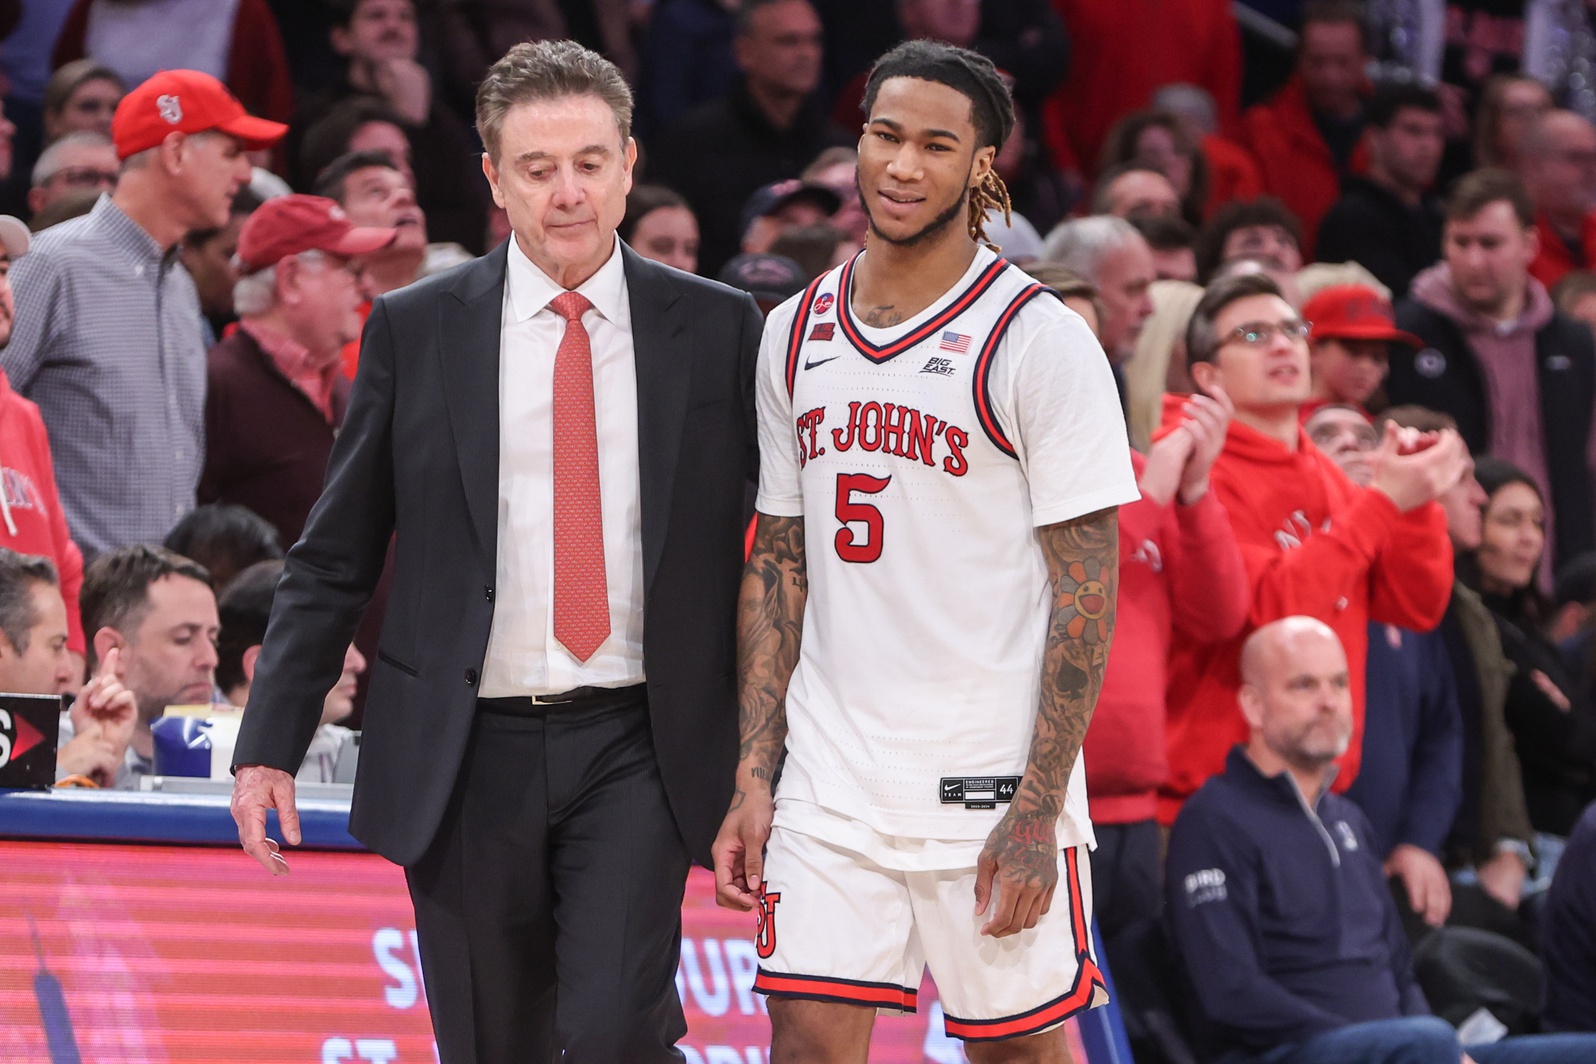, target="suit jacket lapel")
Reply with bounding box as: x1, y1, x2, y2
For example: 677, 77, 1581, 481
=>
440, 243, 509, 578
625, 246, 690, 592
